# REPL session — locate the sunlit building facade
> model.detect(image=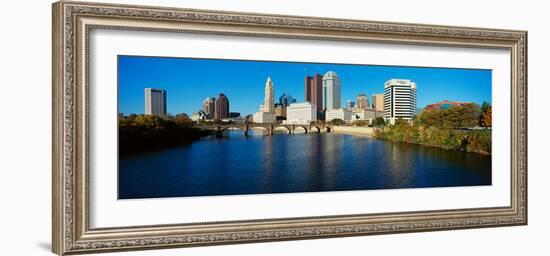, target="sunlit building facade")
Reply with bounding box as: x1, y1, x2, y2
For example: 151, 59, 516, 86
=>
191, 110, 208, 122
283, 102, 317, 125
372, 93, 384, 112
326, 108, 352, 123
355, 93, 369, 110
254, 76, 277, 123
322, 71, 341, 111
384, 79, 417, 123
202, 97, 215, 119
351, 109, 384, 123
